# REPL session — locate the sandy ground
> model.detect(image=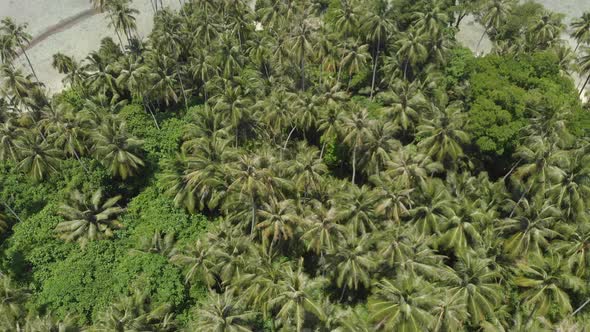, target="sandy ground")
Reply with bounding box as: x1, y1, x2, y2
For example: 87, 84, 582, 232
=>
2, 0, 180, 94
